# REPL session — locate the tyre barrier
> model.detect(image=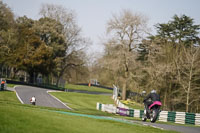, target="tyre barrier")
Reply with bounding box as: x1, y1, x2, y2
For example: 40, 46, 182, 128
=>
97, 103, 117, 114
195, 114, 200, 125
96, 102, 200, 126
175, 112, 186, 124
